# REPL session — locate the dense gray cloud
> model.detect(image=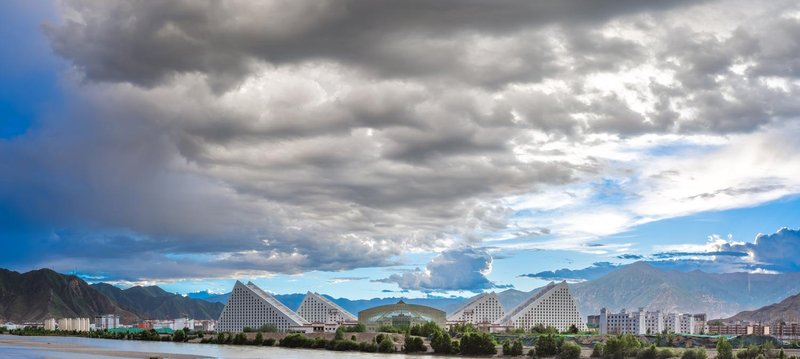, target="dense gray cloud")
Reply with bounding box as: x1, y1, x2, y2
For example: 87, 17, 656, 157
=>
44, 0, 704, 88
3, 0, 800, 285
519, 262, 618, 282
374, 248, 509, 292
